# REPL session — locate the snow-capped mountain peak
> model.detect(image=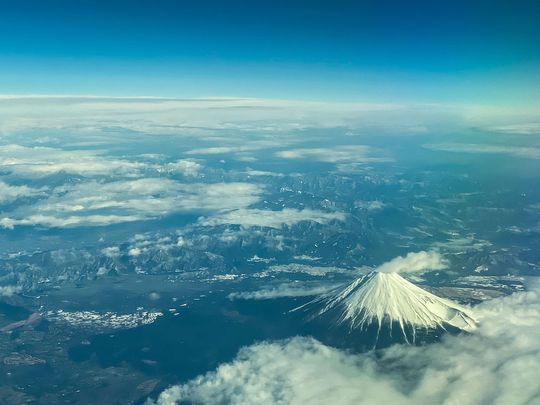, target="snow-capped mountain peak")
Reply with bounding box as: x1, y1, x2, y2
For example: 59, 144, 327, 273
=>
304, 271, 476, 341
